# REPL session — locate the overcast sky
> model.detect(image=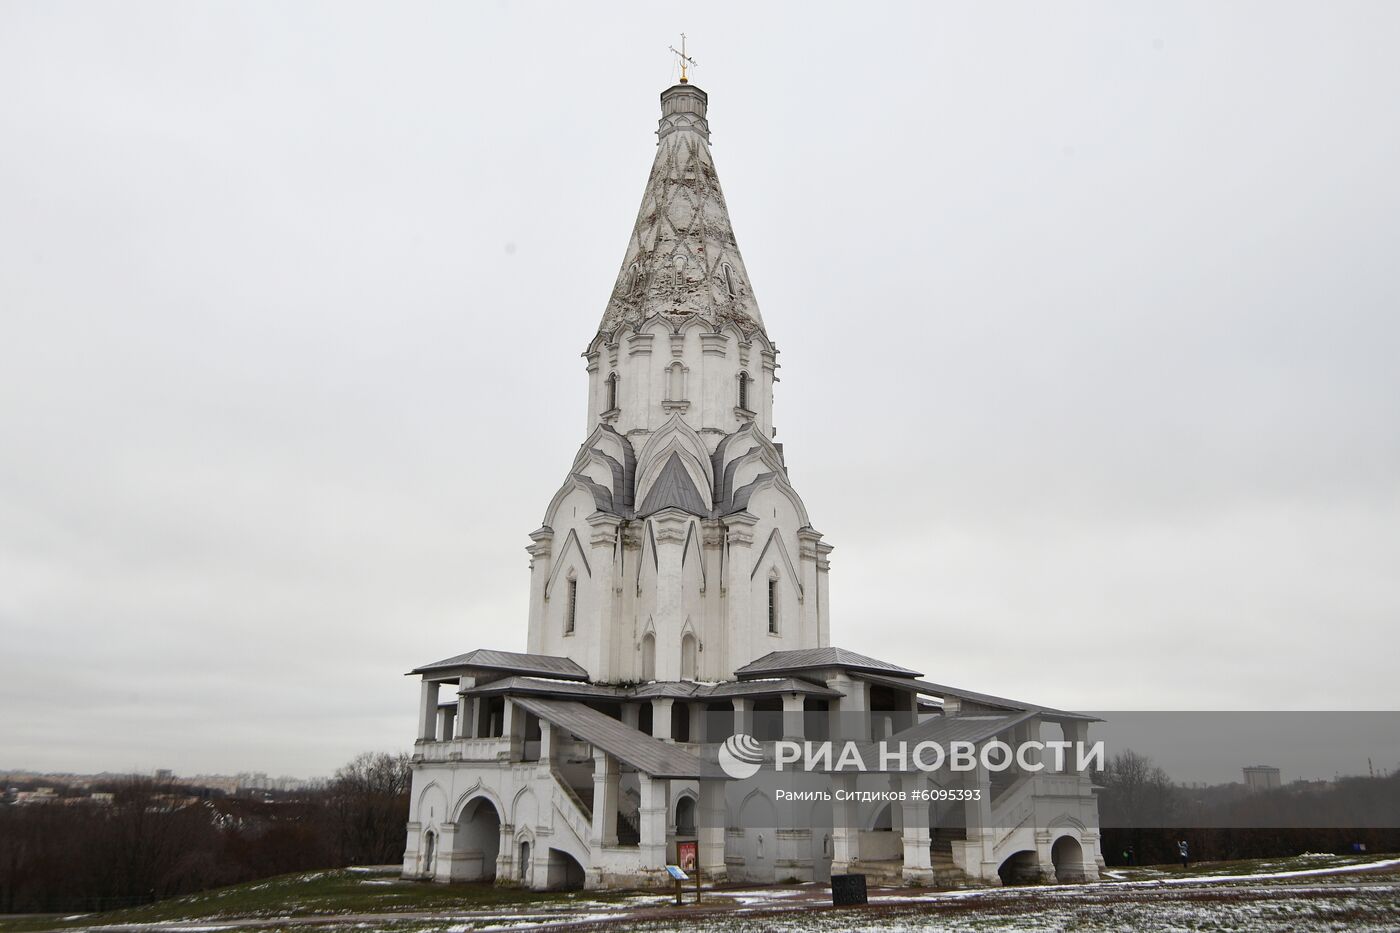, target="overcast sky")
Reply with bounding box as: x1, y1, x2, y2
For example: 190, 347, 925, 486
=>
2, 2, 1398, 779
